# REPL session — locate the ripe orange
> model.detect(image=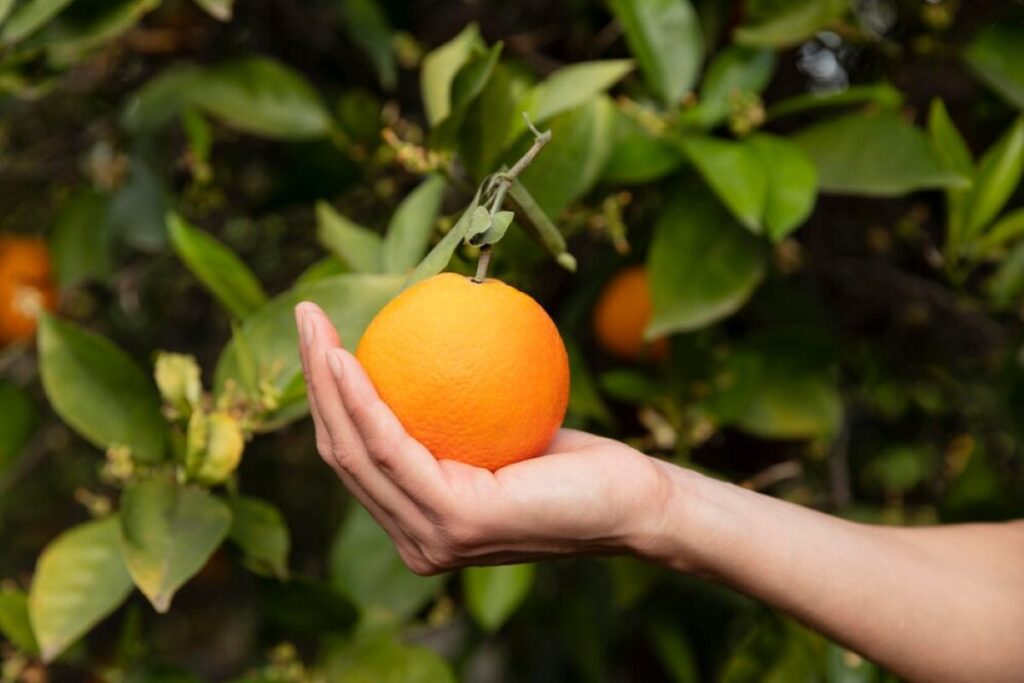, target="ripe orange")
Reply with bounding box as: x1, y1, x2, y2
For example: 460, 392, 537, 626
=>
592, 266, 666, 361
356, 273, 569, 471
0, 236, 57, 346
